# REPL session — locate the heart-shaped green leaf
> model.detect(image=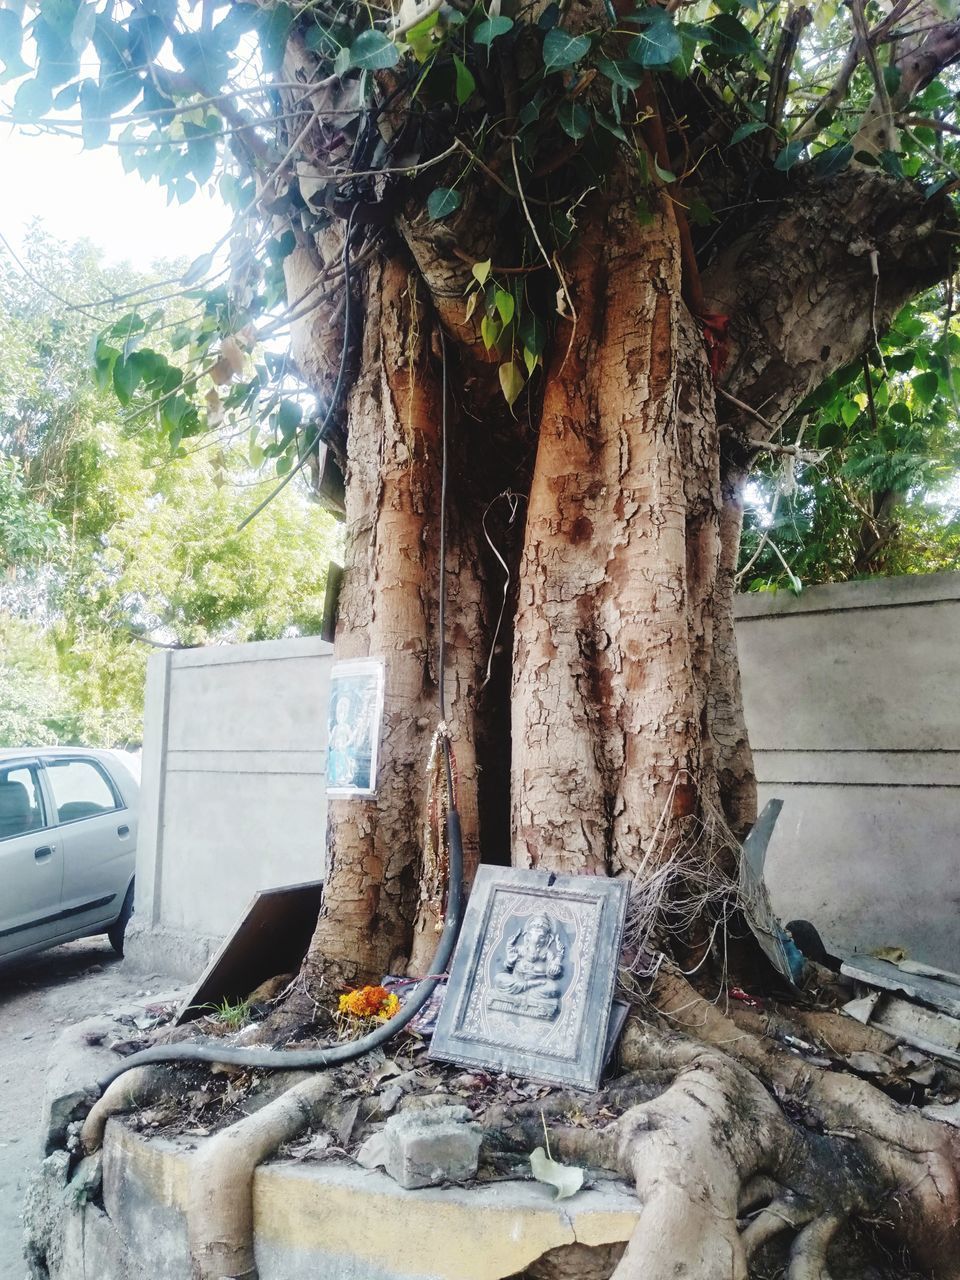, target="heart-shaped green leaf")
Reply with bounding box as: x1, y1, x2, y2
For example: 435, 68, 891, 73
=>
348, 29, 399, 70
499, 360, 525, 408
542, 27, 591, 71
473, 16, 513, 47
453, 54, 475, 104
427, 186, 462, 220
